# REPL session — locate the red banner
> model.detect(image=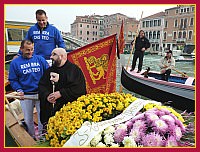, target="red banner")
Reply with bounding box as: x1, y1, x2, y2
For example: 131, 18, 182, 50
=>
118, 20, 125, 54
67, 34, 117, 94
